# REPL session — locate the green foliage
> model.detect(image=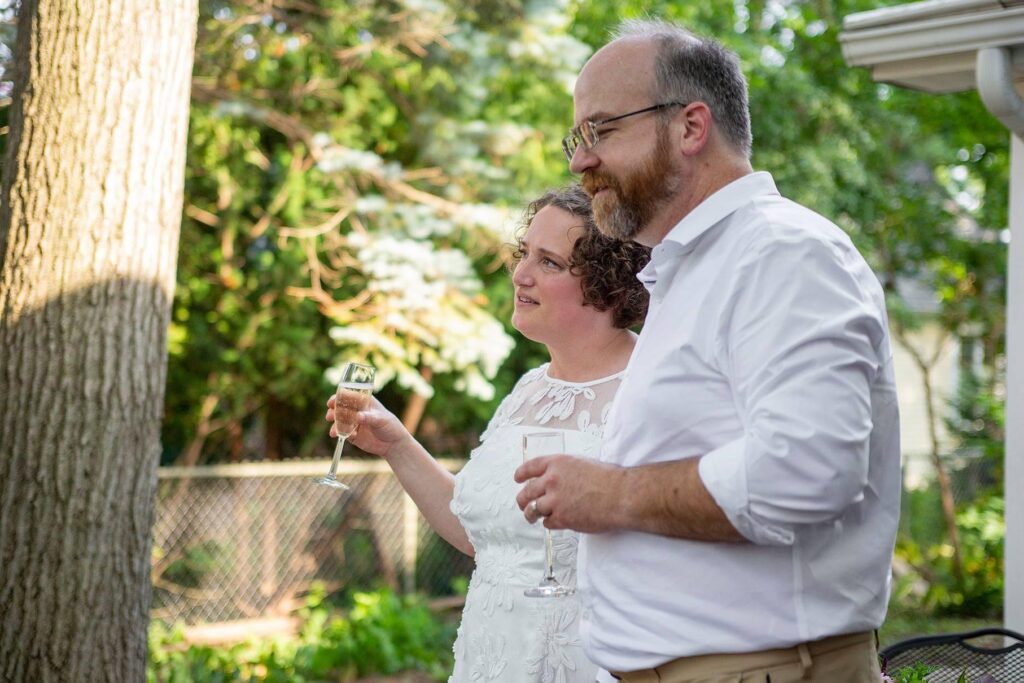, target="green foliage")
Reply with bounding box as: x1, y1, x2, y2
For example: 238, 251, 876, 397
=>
879, 603, 991, 650
884, 663, 935, 683
414, 530, 475, 597
894, 365, 1006, 618
948, 373, 1006, 484
157, 0, 598, 464
885, 665, 975, 683
899, 485, 948, 547
148, 586, 456, 682
161, 539, 228, 589
947, 496, 1004, 616
335, 530, 383, 594
894, 496, 1004, 618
